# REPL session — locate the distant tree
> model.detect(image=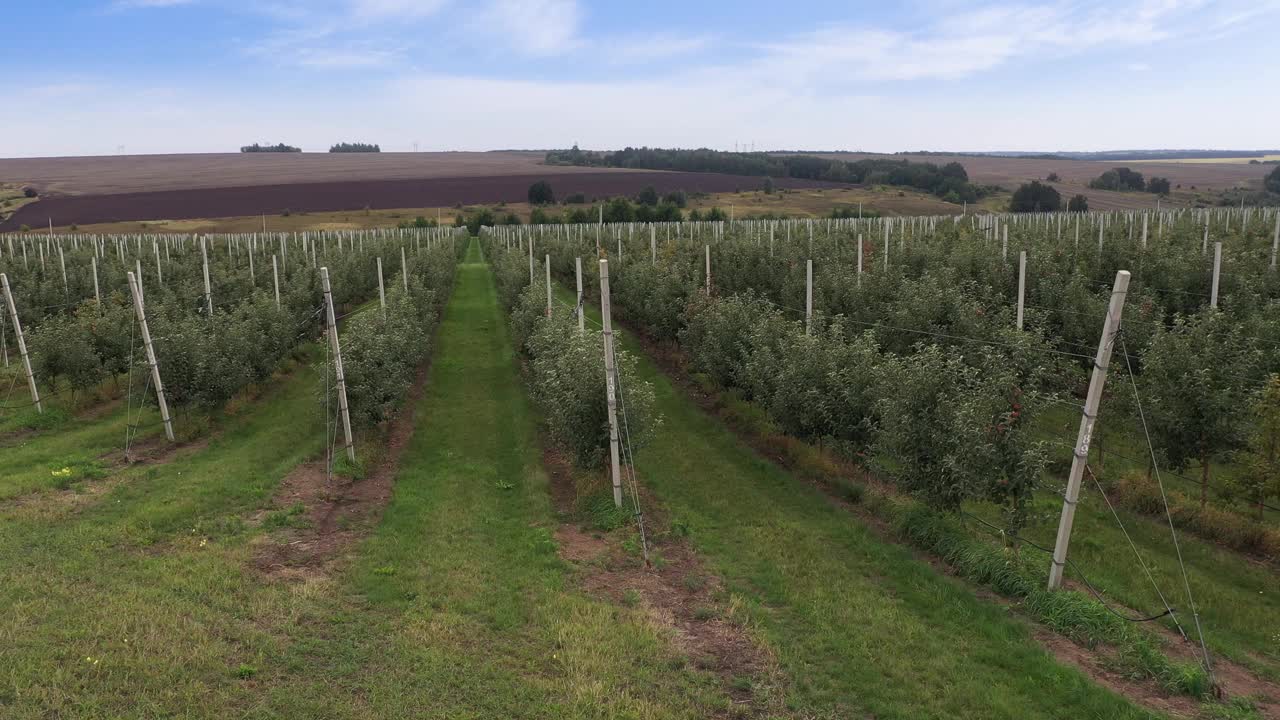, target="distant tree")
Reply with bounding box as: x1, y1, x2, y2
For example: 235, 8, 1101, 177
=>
702, 207, 728, 222
1009, 181, 1061, 212
940, 162, 969, 181
19, 224, 30, 232
604, 197, 636, 223
1089, 167, 1146, 192
1067, 194, 1089, 212
663, 190, 687, 208
22, 187, 37, 198
1266, 165, 1280, 194
241, 143, 301, 153
636, 185, 659, 206
328, 142, 380, 153
763, 177, 776, 194
564, 192, 587, 204
502, 212, 521, 225
1046, 172, 1061, 183
1146, 176, 1171, 195
527, 180, 555, 205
